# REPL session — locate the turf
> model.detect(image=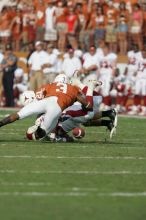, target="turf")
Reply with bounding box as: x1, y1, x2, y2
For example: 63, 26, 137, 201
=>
0, 110, 146, 220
